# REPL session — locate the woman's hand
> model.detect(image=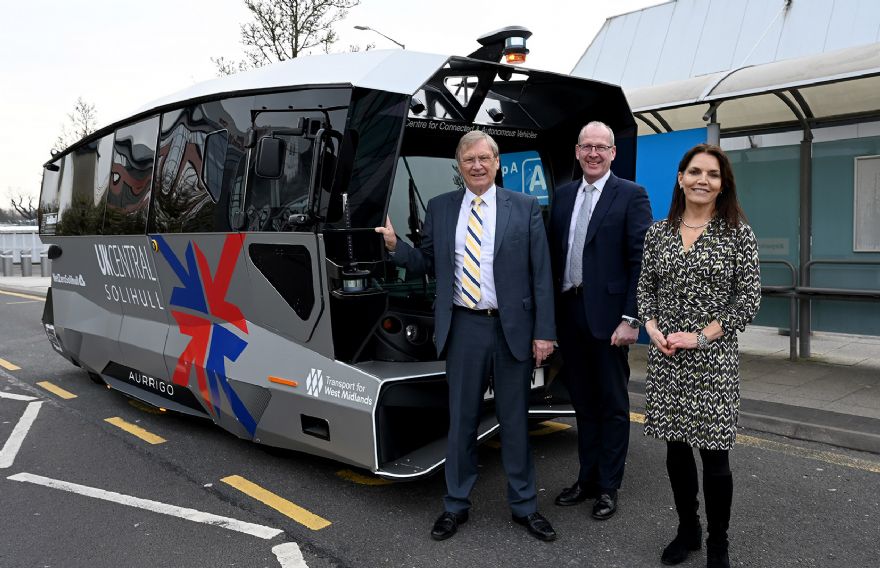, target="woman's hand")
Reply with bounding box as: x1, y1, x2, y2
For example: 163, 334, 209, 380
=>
645, 319, 676, 356
667, 332, 699, 351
